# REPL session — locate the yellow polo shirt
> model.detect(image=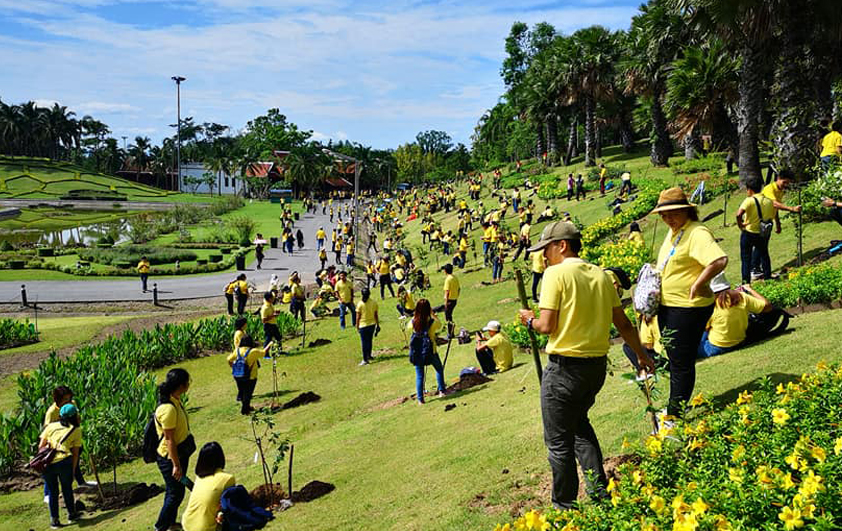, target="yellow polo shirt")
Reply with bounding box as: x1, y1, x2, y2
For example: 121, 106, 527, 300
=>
260, 301, 276, 324
820, 130, 842, 158
335, 279, 353, 302
539, 258, 620, 357
182, 470, 236, 531
155, 396, 189, 458
377, 260, 390, 275
761, 181, 783, 206
227, 345, 265, 380
39, 422, 82, 462
707, 294, 767, 348
657, 221, 726, 308
738, 195, 776, 234
530, 251, 546, 274
356, 299, 379, 327
444, 274, 460, 301
486, 332, 513, 372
